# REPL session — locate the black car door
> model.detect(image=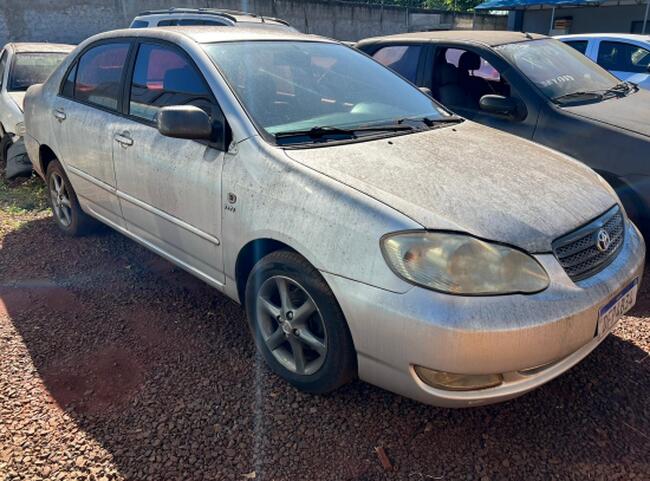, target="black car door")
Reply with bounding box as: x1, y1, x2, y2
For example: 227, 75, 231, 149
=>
427, 43, 542, 140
